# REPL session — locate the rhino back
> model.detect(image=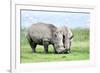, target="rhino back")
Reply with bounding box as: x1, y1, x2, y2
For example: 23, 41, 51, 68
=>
28, 22, 57, 42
